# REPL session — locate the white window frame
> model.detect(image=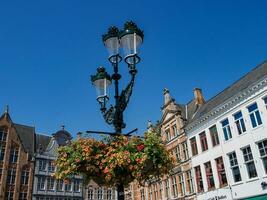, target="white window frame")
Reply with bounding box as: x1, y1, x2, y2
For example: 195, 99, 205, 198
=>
257, 140, 267, 174
97, 188, 104, 200
88, 187, 94, 200
37, 176, 46, 191
39, 160, 47, 171
179, 174, 185, 196
247, 102, 262, 128
233, 111, 246, 135
221, 118, 232, 141
171, 176, 178, 197
228, 151, 242, 183
47, 177, 55, 191
242, 146, 258, 179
